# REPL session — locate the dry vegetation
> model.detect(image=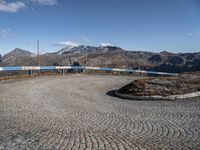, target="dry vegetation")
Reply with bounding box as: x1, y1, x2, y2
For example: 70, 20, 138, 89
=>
0, 72, 63, 81
118, 74, 200, 96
